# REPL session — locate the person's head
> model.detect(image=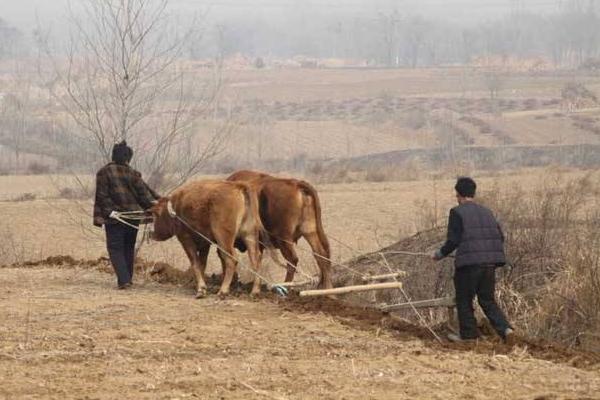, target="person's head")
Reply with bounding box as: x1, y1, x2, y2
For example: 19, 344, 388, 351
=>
454, 177, 476, 204
111, 140, 133, 165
